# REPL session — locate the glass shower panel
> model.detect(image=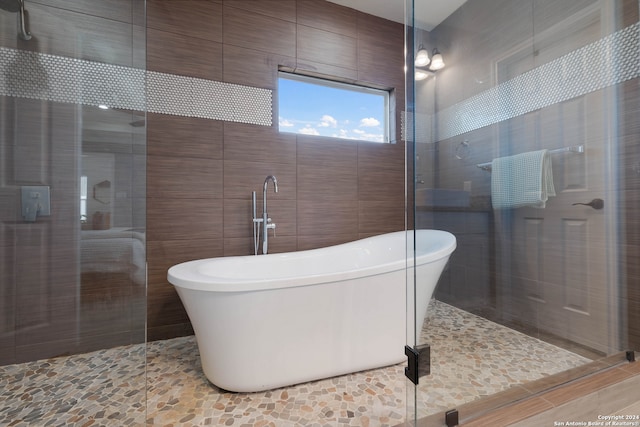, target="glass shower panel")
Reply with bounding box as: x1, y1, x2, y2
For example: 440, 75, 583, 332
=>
0, 1, 146, 424
405, 0, 417, 422
408, 0, 637, 424
405, 0, 444, 423
489, 0, 631, 357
